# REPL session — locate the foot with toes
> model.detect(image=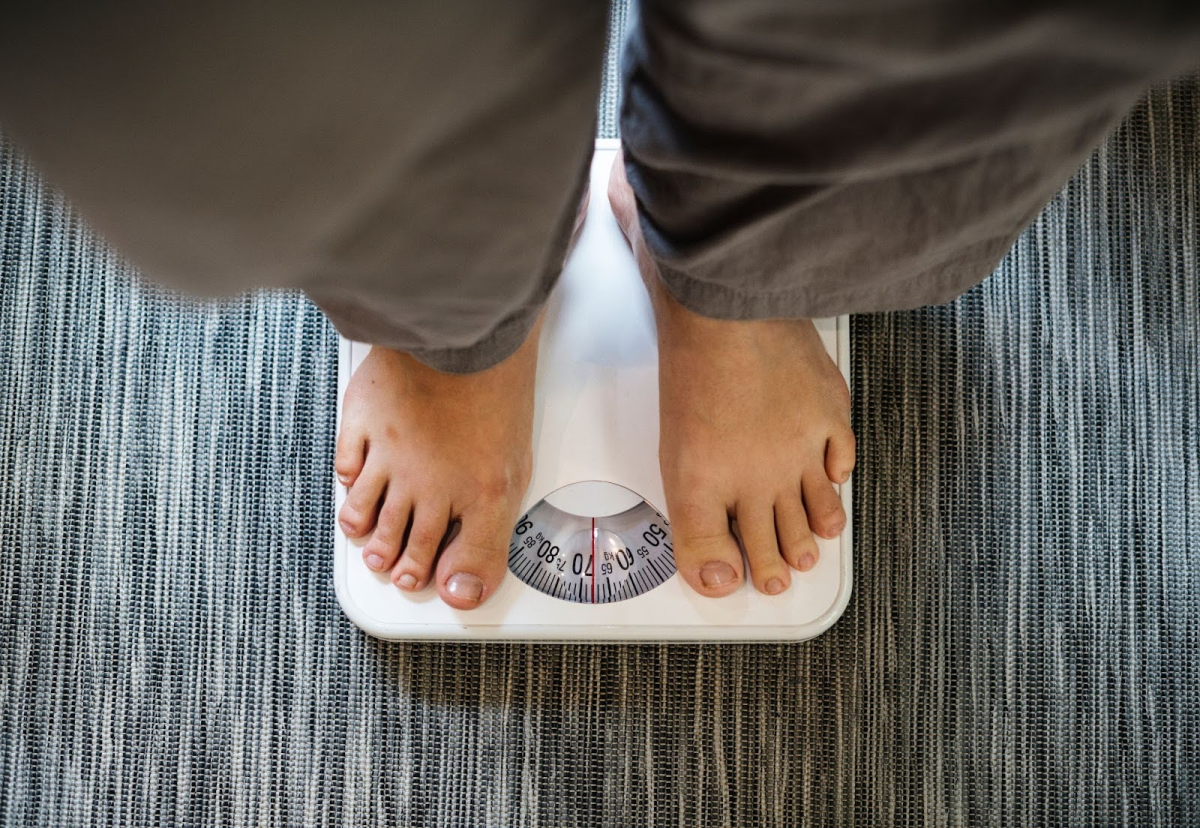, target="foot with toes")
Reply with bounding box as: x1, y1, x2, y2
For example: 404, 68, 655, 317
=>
336, 318, 539, 610
608, 151, 855, 598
